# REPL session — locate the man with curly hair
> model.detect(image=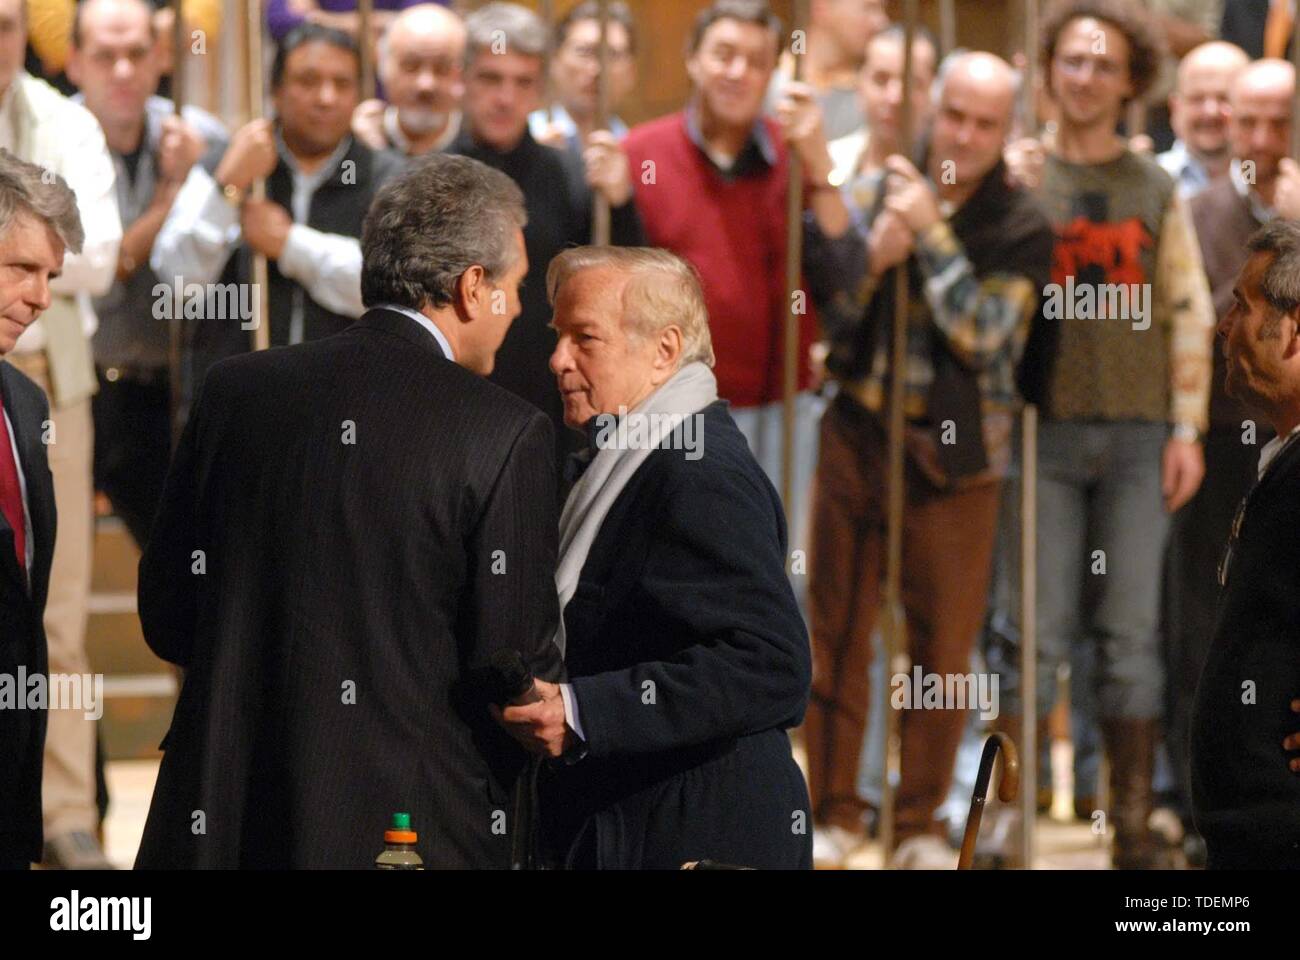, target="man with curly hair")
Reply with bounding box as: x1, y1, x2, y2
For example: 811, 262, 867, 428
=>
1003, 0, 1214, 869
